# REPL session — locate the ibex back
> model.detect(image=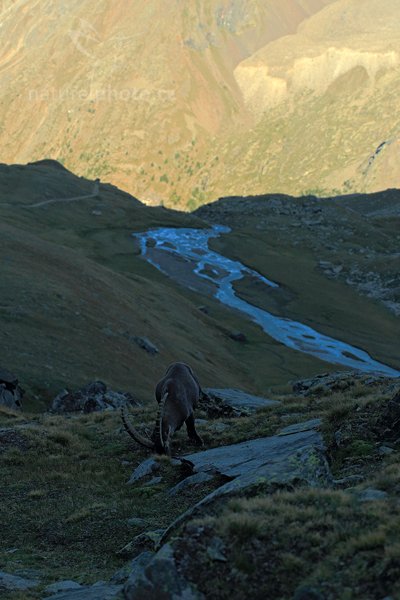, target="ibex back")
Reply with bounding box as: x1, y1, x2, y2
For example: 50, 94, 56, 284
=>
121, 362, 203, 455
